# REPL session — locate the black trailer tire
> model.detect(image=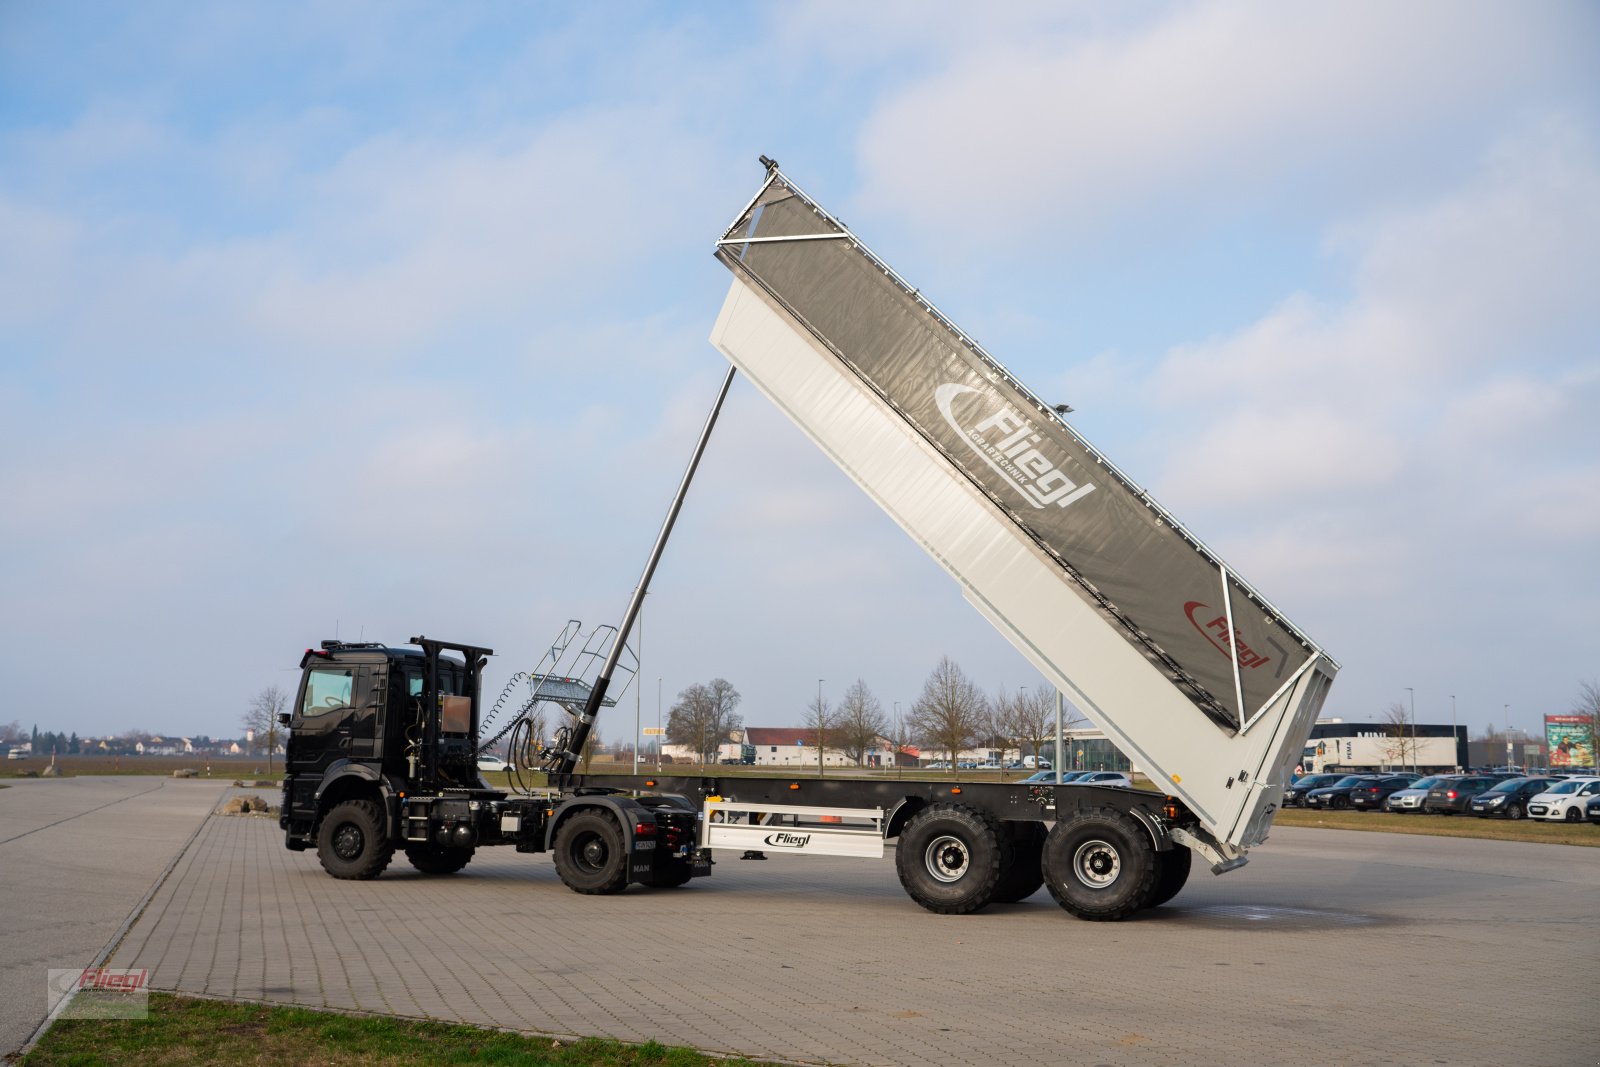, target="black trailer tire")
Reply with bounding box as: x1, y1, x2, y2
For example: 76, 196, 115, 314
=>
1043, 807, 1157, 921
992, 823, 1046, 904
895, 803, 1006, 914
1144, 844, 1192, 909
316, 799, 394, 881
639, 858, 693, 888
553, 810, 629, 895
403, 844, 474, 875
